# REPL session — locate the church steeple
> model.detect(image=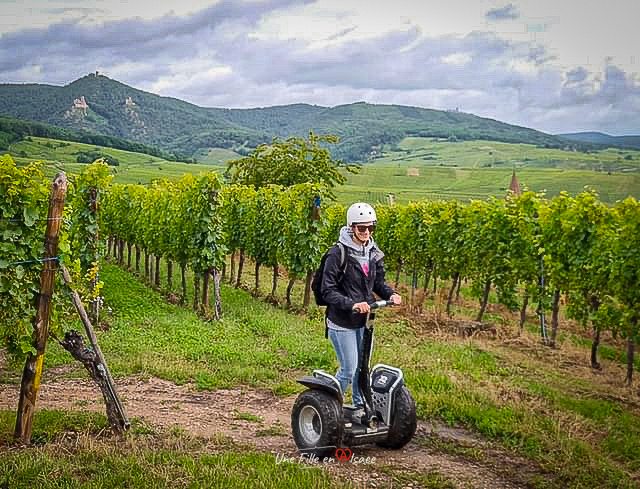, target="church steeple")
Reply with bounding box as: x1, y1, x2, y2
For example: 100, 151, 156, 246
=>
509, 169, 521, 196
